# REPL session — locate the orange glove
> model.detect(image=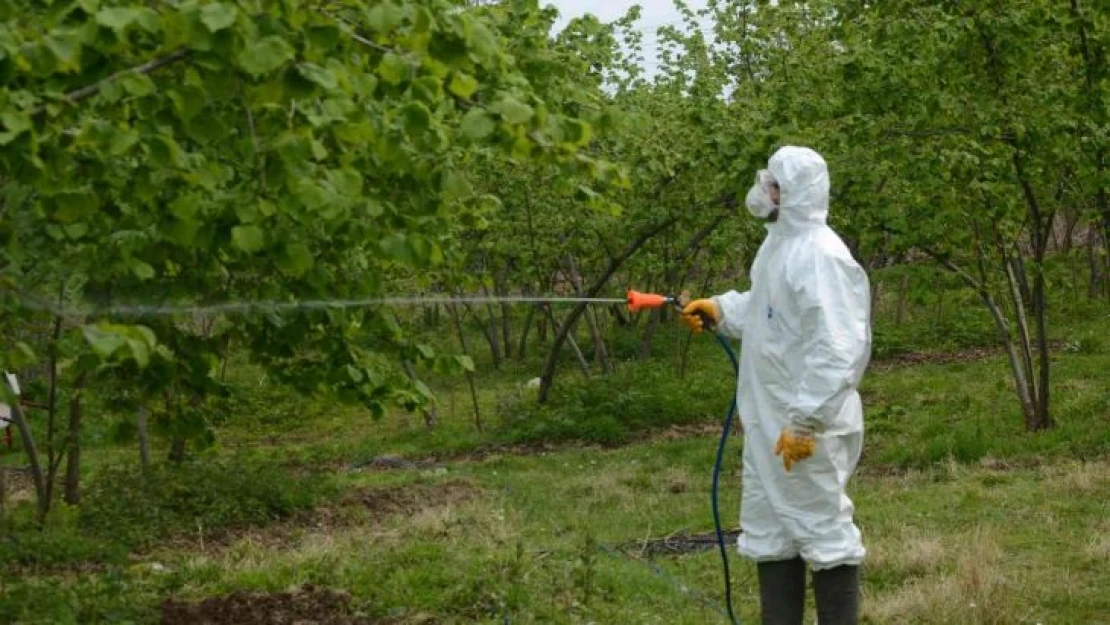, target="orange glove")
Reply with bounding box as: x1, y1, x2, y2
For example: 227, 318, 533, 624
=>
774, 425, 816, 471
680, 299, 720, 333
